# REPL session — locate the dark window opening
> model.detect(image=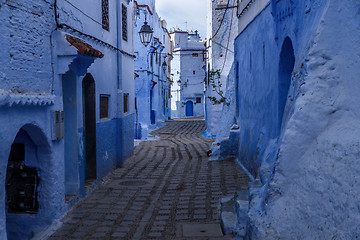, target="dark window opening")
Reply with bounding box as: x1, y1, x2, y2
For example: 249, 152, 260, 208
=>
102, 0, 109, 31
122, 4, 127, 41
196, 97, 202, 103
124, 93, 129, 113
100, 95, 110, 119
8, 143, 25, 162
193, 70, 196, 75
